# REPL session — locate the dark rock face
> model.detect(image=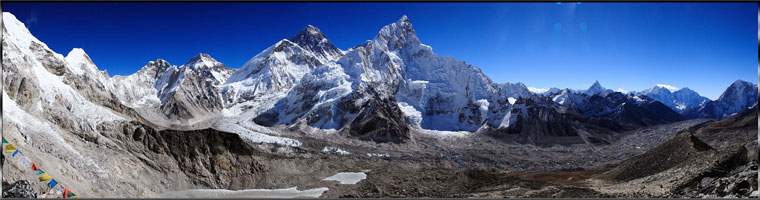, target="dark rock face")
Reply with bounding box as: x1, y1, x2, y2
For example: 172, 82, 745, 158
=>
341, 92, 411, 144
2, 180, 37, 198
101, 121, 265, 189
29, 42, 66, 76
484, 96, 622, 146
673, 161, 758, 198
584, 93, 686, 129
153, 128, 265, 188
